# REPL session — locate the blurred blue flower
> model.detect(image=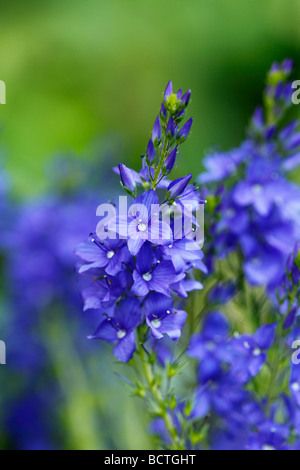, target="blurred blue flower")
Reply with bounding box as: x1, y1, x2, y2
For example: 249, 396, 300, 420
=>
76, 82, 205, 363
198, 60, 300, 290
